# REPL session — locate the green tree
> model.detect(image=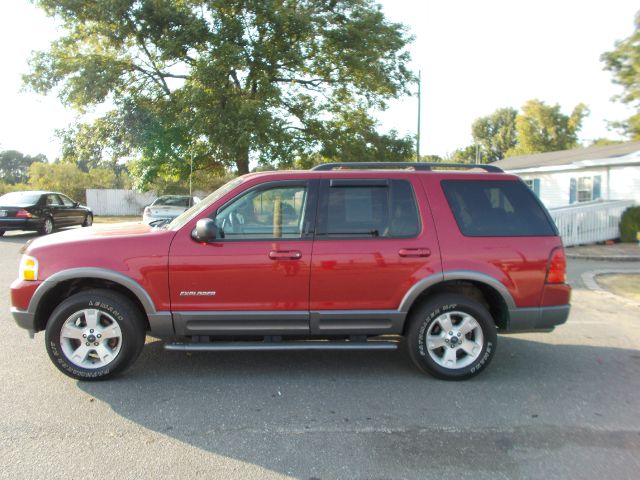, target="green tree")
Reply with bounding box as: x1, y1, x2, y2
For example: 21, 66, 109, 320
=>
507, 99, 588, 156
0, 150, 46, 184
28, 162, 116, 203
448, 145, 478, 164
24, 0, 415, 188
471, 107, 517, 163
602, 12, 640, 139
